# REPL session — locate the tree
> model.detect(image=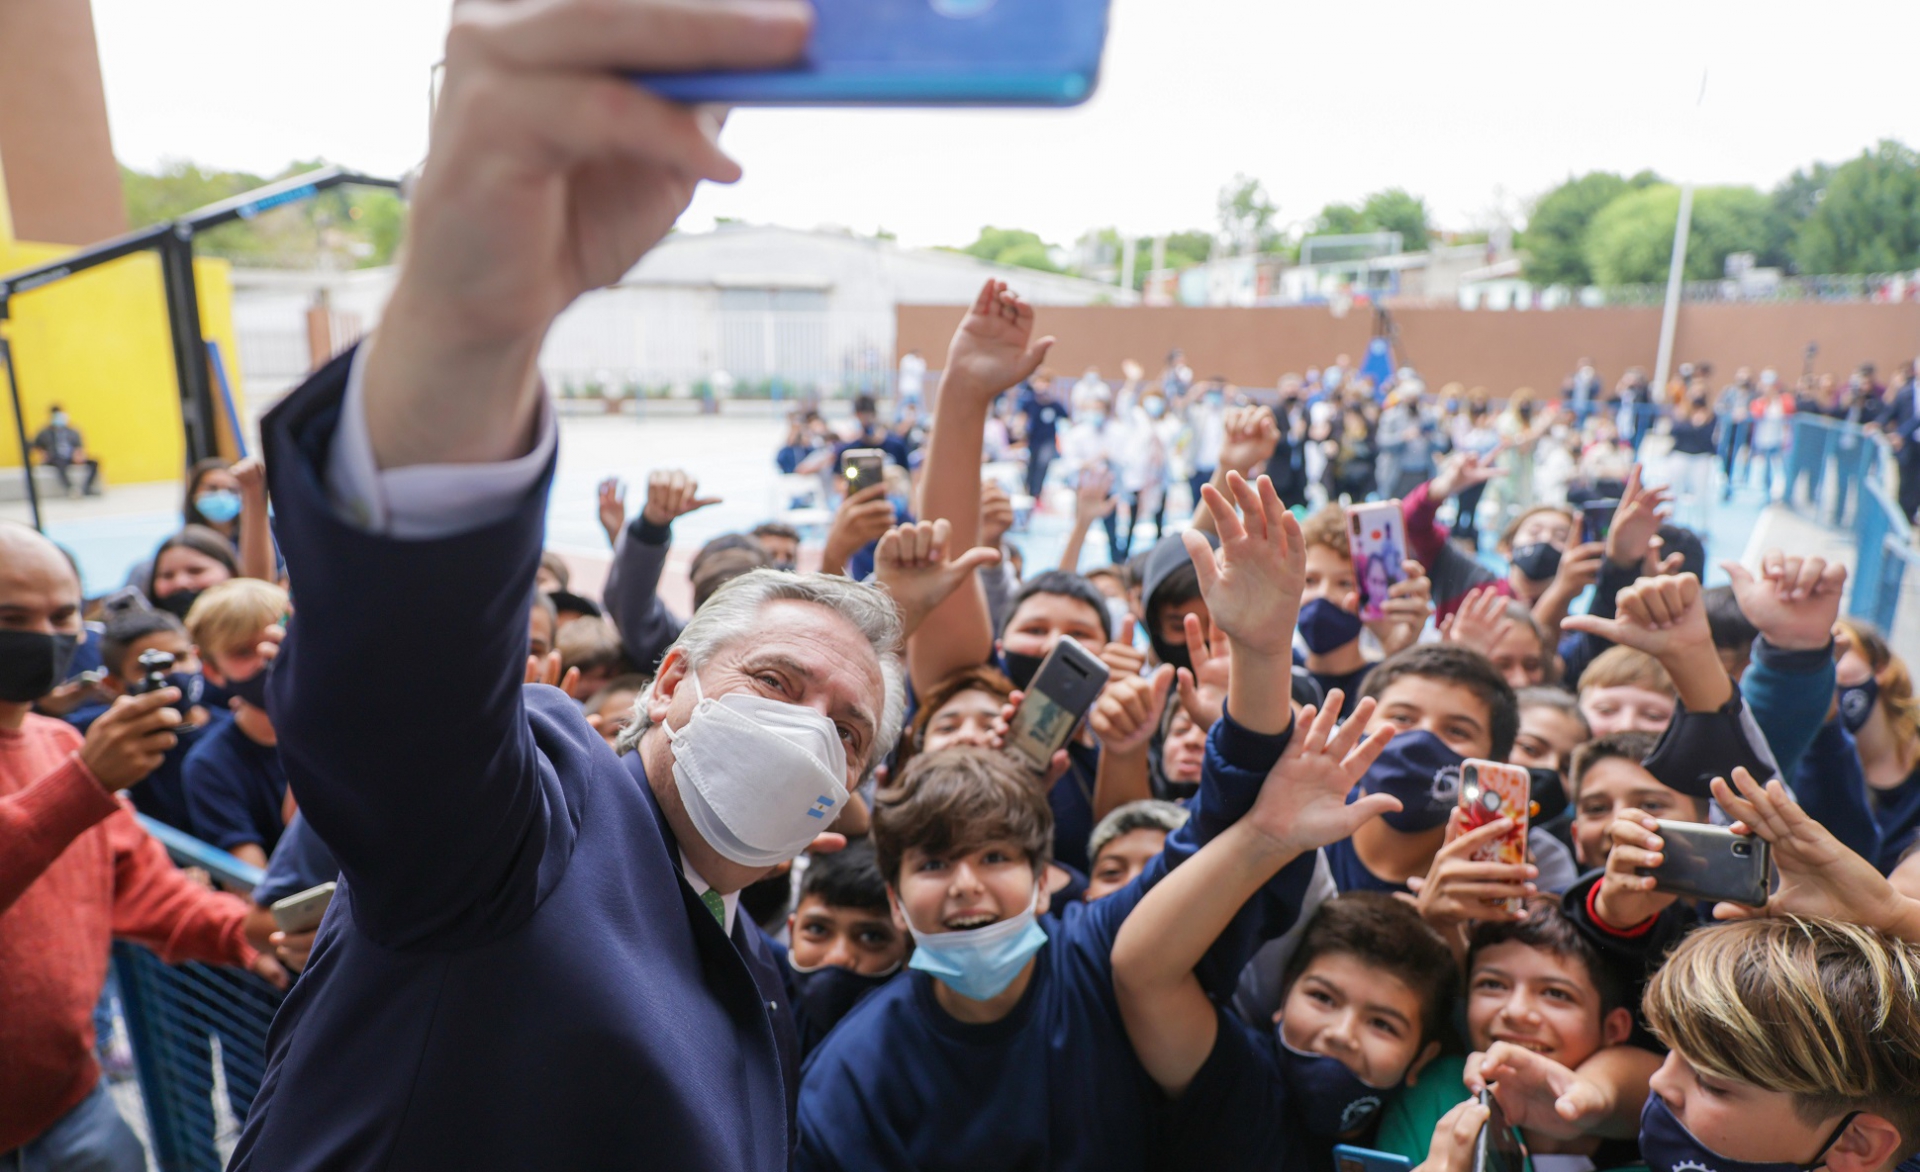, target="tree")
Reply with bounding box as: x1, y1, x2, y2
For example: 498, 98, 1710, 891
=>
1519, 170, 1660, 285
1159, 230, 1215, 269
1582, 183, 1773, 285
1308, 189, 1431, 252
1217, 174, 1280, 254
1360, 188, 1430, 252
121, 158, 405, 268
954, 226, 1063, 273
1789, 140, 1920, 275
1764, 162, 1833, 269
